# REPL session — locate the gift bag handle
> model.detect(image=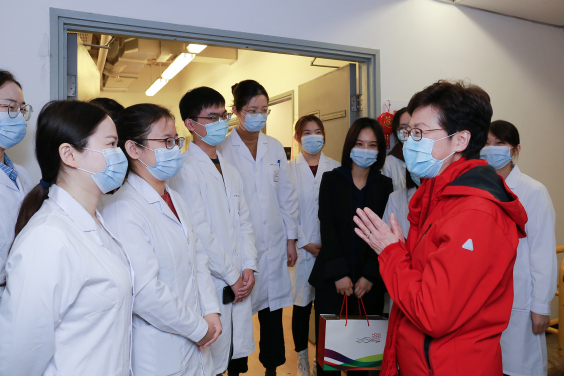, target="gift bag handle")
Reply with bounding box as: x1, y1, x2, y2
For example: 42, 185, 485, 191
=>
339, 295, 370, 326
